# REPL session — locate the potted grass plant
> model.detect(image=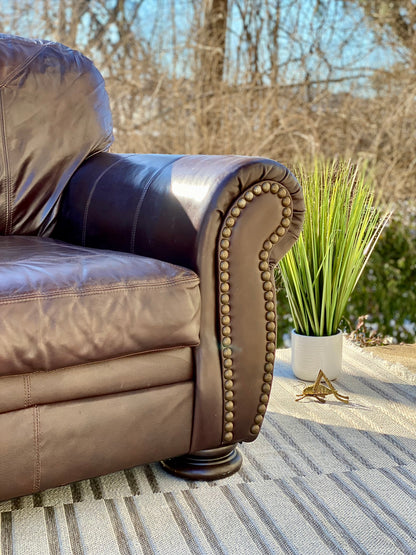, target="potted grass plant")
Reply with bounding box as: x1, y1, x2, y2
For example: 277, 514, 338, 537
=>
279, 159, 391, 380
